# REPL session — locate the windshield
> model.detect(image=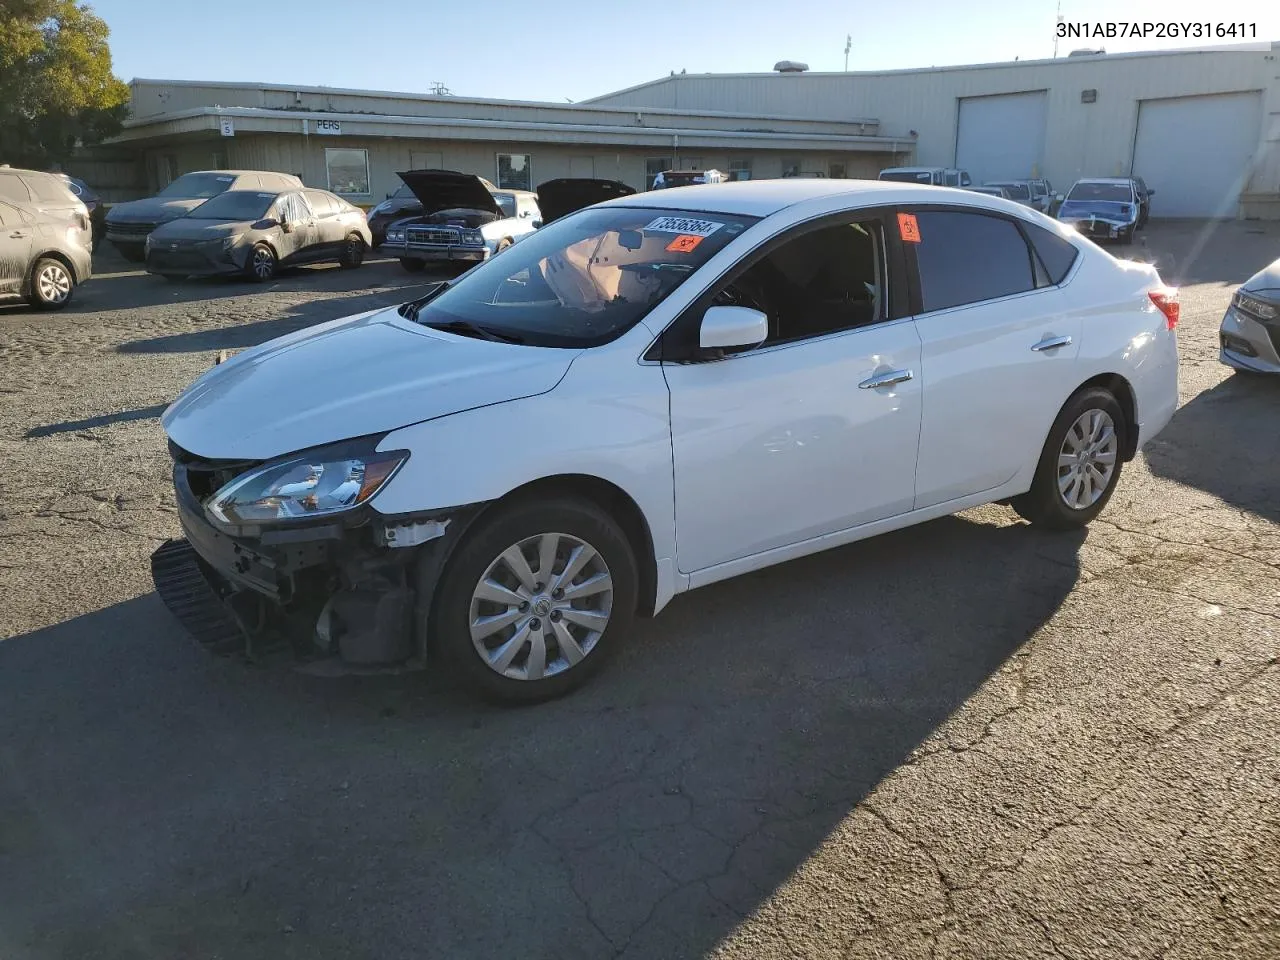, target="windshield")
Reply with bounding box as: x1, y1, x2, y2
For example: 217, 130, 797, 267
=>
493, 192, 517, 218
879, 170, 933, 183
1066, 182, 1133, 203
157, 172, 238, 200
412, 206, 758, 347
992, 183, 1031, 200
185, 190, 278, 220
